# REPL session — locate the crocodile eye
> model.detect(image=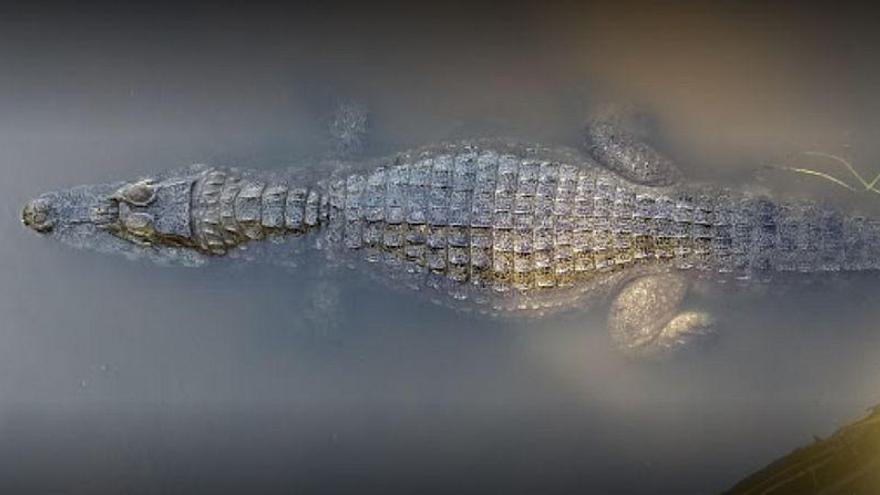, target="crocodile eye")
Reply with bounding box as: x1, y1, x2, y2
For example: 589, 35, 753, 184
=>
118, 182, 156, 206
123, 212, 155, 235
